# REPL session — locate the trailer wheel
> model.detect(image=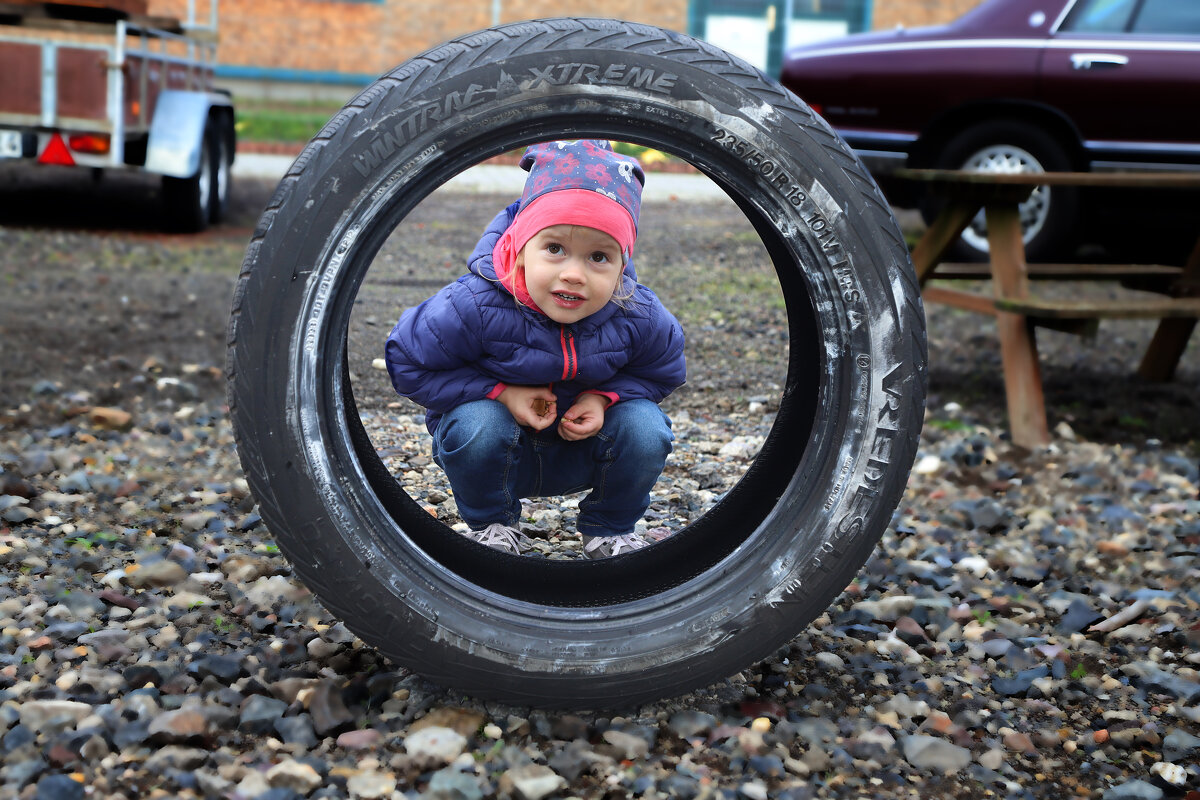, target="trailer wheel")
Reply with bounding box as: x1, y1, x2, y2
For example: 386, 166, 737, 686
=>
209, 118, 233, 224
162, 123, 215, 232
227, 17, 927, 708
